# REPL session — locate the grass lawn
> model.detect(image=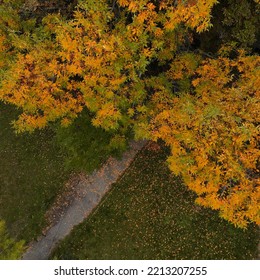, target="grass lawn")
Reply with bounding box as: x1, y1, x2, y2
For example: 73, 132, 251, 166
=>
0, 103, 71, 242
0, 103, 115, 244
55, 109, 126, 173
52, 145, 259, 260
